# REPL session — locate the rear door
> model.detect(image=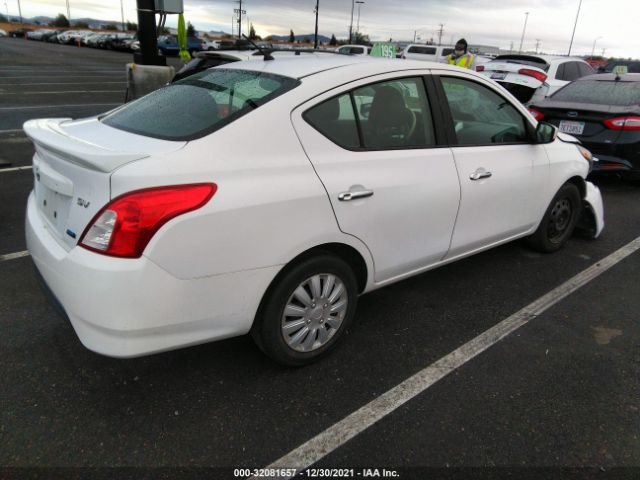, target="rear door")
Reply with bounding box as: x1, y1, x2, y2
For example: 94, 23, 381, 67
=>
292, 73, 460, 282
432, 72, 550, 258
